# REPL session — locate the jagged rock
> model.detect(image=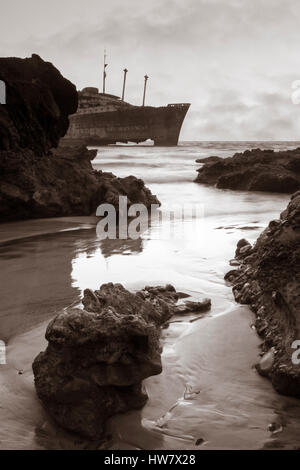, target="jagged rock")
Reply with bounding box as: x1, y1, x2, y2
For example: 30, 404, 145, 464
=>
195, 156, 222, 164
0, 54, 77, 153
229, 259, 241, 267
239, 244, 253, 257
225, 192, 300, 398
224, 269, 240, 282
176, 291, 191, 299
0, 55, 160, 221
33, 283, 211, 439
195, 148, 300, 193
237, 238, 249, 248
235, 238, 251, 258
